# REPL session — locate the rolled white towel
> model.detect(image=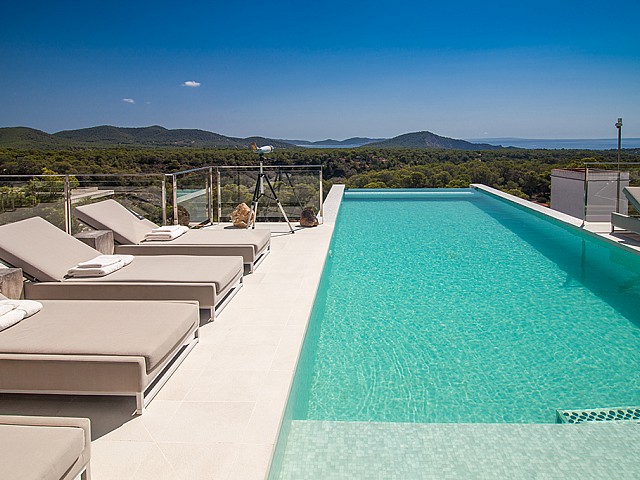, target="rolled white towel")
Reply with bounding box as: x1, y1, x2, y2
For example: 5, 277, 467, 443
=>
67, 259, 125, 277
0, 305, 15, 317
0, 309, 25, 331
77, 255, 123, 268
